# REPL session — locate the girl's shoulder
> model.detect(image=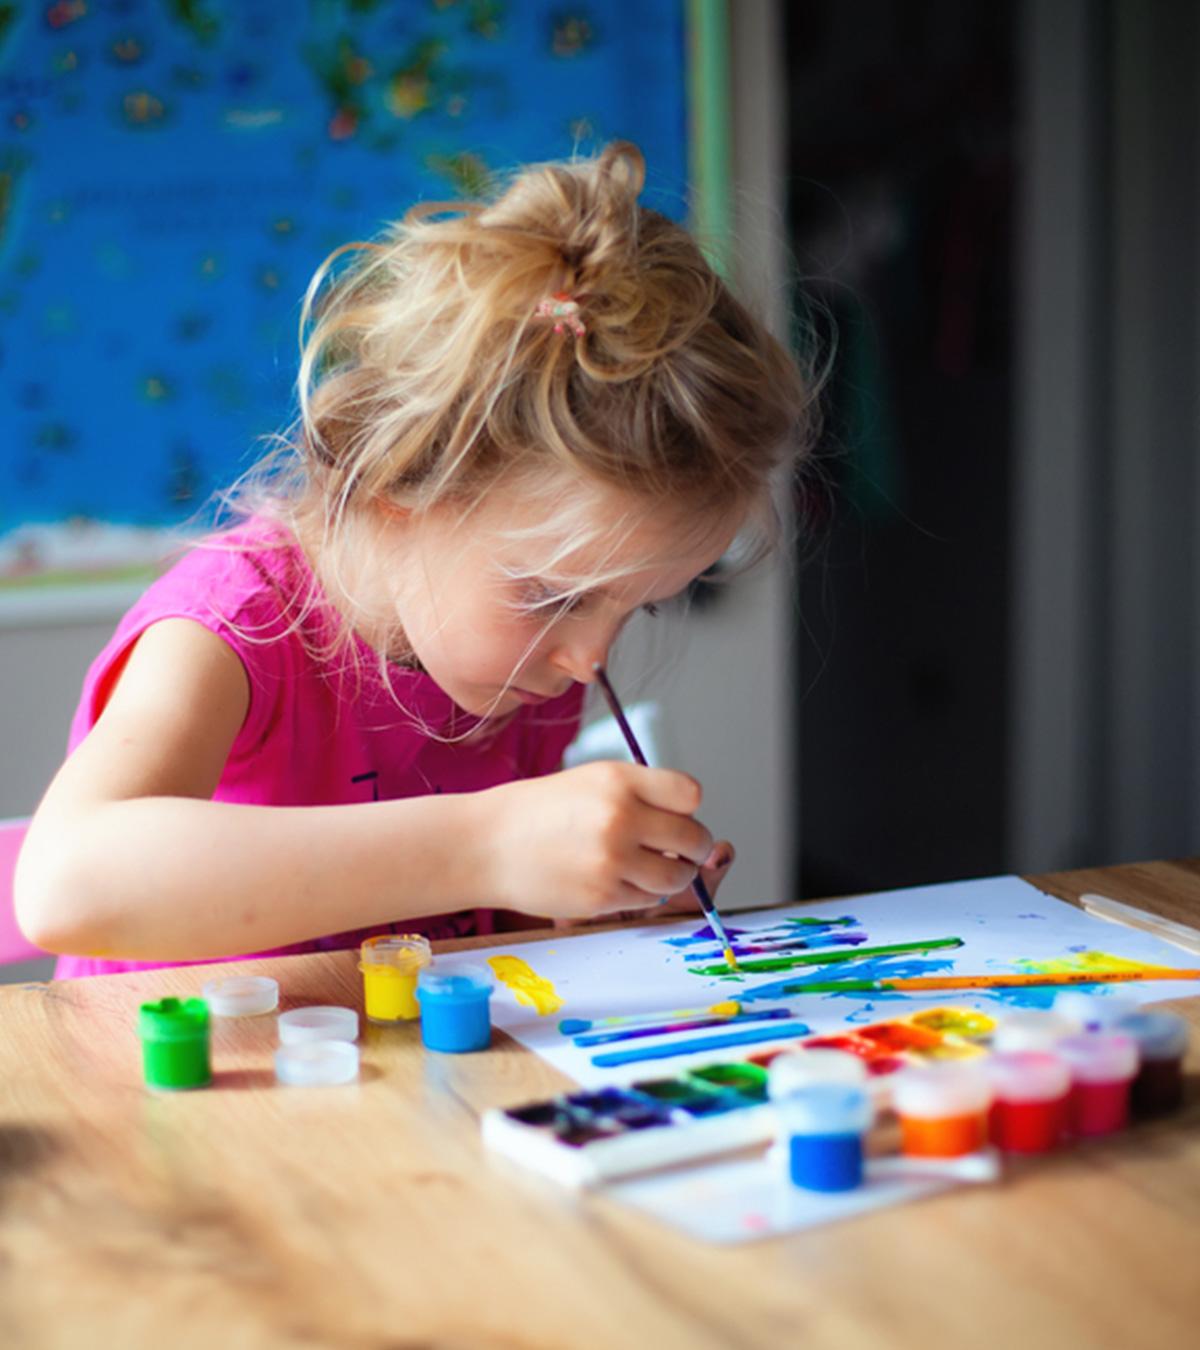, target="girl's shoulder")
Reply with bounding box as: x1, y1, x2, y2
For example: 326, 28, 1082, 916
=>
146, 517, 310, 630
